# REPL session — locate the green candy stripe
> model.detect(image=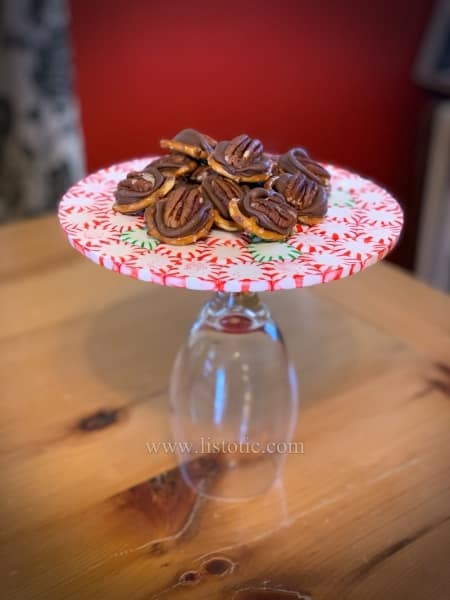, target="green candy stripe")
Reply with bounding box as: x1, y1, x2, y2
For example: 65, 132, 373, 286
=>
248, 242, 301, 263
120, 229, 160, 251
